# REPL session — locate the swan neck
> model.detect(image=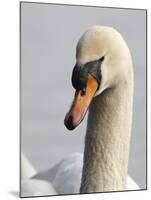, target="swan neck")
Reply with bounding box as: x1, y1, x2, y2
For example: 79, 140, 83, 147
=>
80, 81, 133, 193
